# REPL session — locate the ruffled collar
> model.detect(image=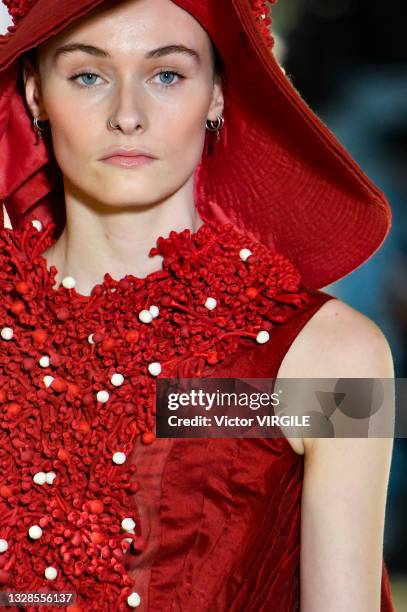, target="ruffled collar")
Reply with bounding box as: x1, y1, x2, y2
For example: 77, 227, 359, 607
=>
23, 218, 301, 298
